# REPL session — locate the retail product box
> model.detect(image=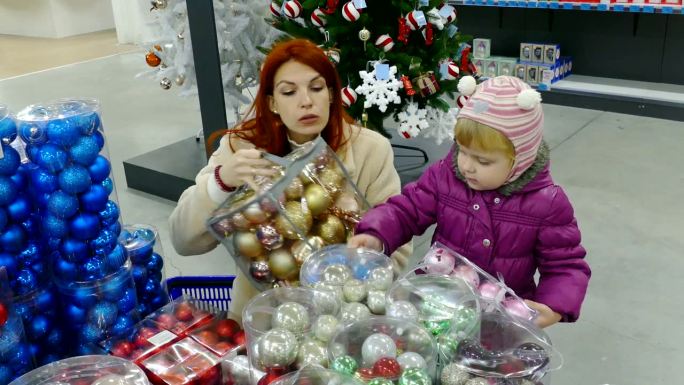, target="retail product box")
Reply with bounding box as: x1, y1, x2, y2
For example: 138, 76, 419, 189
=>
473, 38, 491, 58
472, 58, 486, 75
526, 64, 540, 85
484, 60, 499, 78
538, 70, 555, 91
560, 56, 573, 77
514, 64, 527, 81
537, 64, 559, 83
141, 338, 223, 385
520, 43, 533, 62
543, 44, 561, 64
497, 58, 518, 77
532, 44, 545, 63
